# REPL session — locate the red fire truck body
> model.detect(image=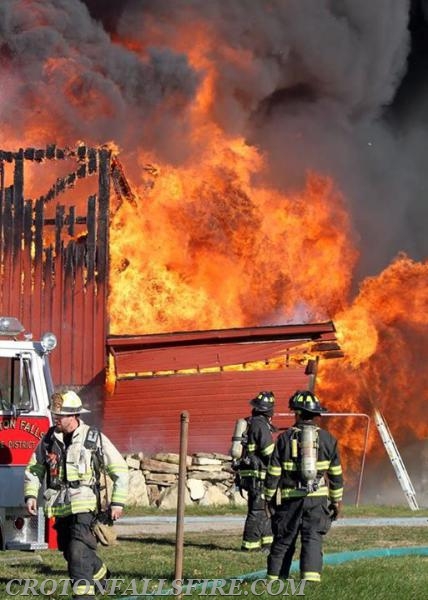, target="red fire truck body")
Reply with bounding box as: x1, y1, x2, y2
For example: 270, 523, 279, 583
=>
0, 317, 56, 550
